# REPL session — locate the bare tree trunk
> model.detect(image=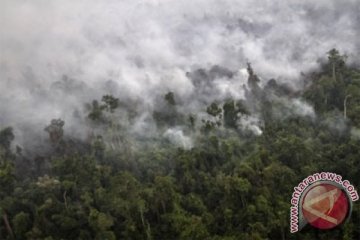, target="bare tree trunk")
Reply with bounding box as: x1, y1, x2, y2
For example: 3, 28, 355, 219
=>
139, 207, 152, 240
63, 190, 68, 210
139, 206, 145, 232
3, 212, 14, 239
344, 95, 351, 119
146, 221, 152, 240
